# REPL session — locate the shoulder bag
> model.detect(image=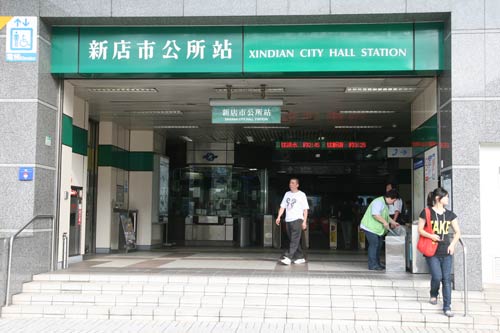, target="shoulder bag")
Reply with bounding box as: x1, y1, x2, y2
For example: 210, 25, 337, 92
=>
417, 207, 438, 256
